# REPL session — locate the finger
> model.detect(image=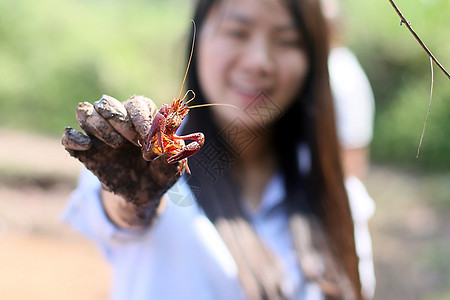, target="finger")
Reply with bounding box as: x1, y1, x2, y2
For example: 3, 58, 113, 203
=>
123, 95, 158, 140
94, 95, 140, 145
61, 126, 92, 151
77, 101, 125, 148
